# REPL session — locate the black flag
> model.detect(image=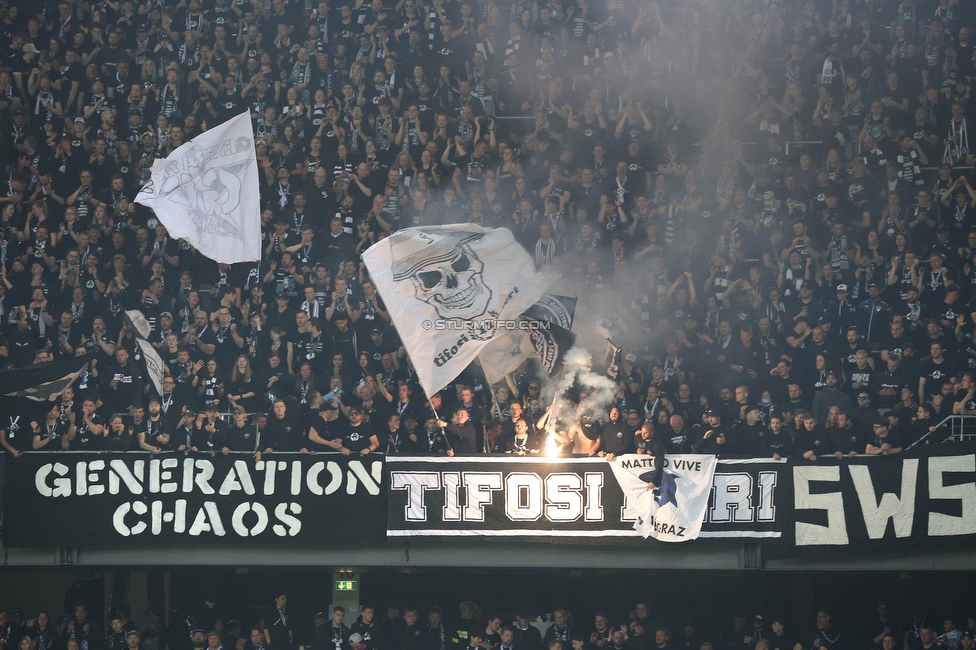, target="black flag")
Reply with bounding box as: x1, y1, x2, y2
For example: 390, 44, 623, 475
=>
528, 321, 576, 376
0, 355, 90, 401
